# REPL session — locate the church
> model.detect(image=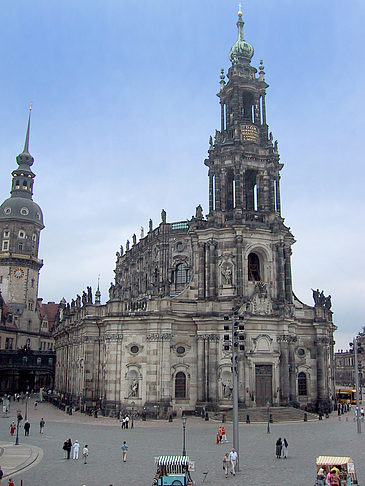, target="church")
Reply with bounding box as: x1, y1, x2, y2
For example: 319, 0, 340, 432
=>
53, 9, 336, 414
